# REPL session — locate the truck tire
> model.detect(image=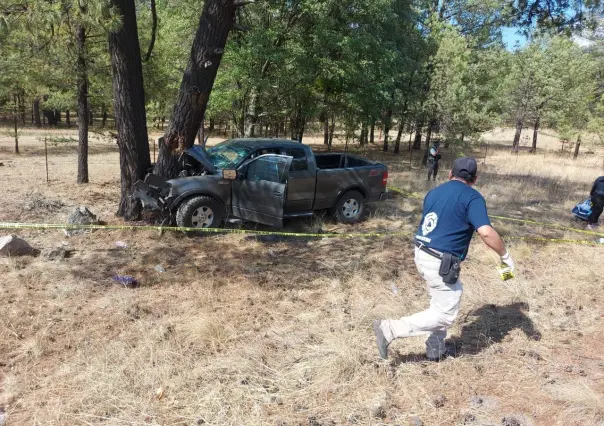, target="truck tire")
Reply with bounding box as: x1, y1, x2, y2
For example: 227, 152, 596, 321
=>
333, 190, 365, 224
175, 196, 223, 229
